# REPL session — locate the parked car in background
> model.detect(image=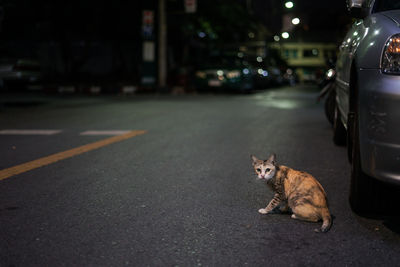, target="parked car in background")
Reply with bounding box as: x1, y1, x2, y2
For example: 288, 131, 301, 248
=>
194, 54, 254, 93
0, 58, 41, 90
334, 0, 400, 213
249, 57, 283, 89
